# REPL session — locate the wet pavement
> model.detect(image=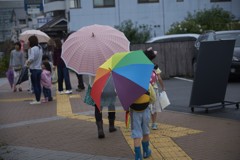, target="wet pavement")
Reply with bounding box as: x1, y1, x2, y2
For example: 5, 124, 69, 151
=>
0, 73, 240, 160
